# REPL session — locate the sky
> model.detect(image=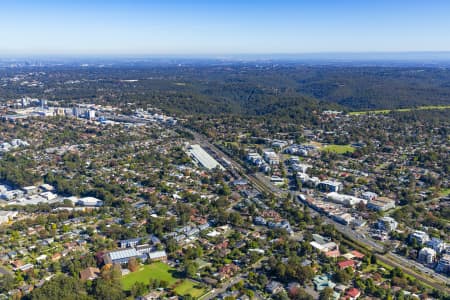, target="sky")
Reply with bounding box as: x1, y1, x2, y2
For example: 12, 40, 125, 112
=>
1, 0, 450, 56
